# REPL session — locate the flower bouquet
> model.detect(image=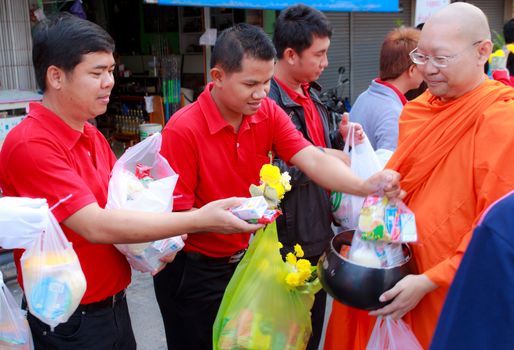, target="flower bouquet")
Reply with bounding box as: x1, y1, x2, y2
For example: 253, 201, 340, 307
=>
213, 161, 320, 350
